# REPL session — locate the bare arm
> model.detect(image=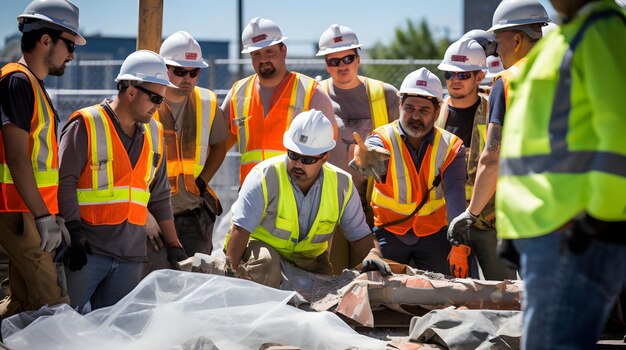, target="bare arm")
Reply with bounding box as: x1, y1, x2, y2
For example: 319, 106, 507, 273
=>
158, 219, 182, 248
226, 224, 251, 270
350, 234, 381, 264
467, 123, 501, 216
1, 124, 49, 217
